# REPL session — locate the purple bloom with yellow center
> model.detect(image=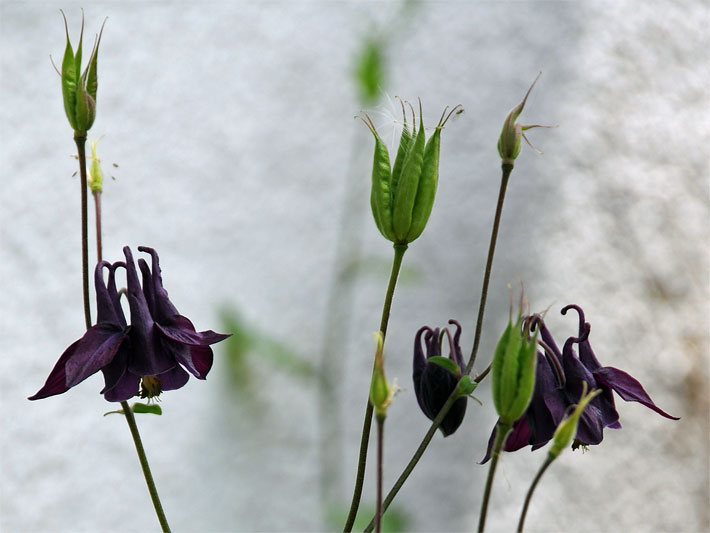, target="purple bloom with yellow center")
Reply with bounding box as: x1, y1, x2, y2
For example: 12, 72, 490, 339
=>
29, 246, 230, 402
413, 319, 467, 437
482, 304, 677, 462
